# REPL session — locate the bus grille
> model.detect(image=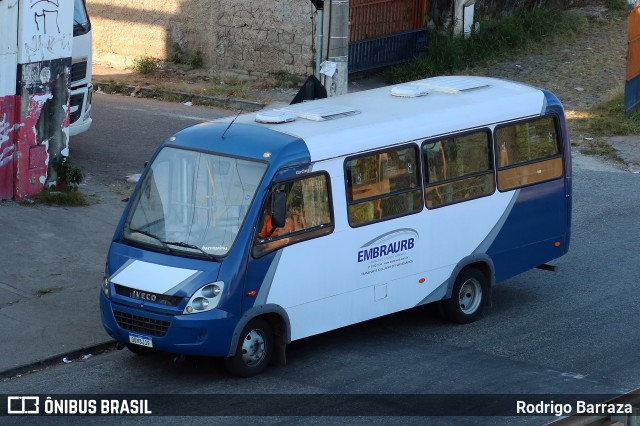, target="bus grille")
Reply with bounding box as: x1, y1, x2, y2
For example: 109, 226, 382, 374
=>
113, 310, 170, 337
70, 61, 87, 84
69, 93, 84, 123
